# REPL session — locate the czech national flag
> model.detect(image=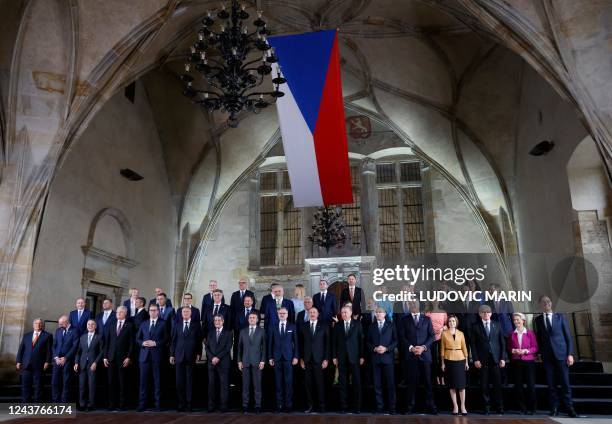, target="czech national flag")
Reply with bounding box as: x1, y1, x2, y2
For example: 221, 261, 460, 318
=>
269, 30, 353, 207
